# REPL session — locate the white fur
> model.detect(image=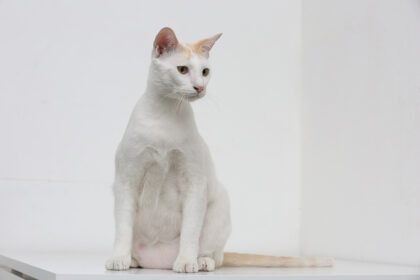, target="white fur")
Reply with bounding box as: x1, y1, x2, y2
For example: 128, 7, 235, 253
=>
106, 29, 230, 273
